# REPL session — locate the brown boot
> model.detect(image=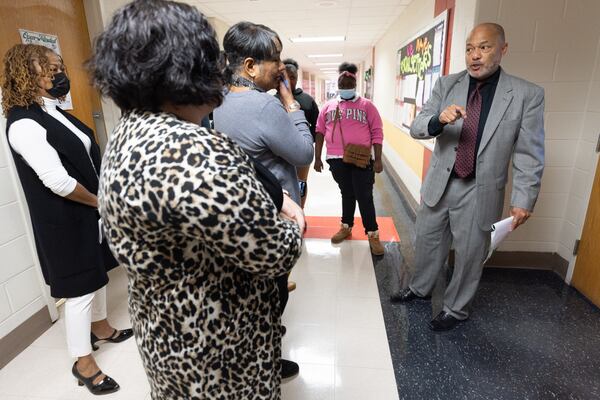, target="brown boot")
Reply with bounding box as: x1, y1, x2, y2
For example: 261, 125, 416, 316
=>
368, 231, 384, 256
331, 223, 352, 244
